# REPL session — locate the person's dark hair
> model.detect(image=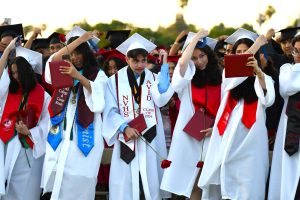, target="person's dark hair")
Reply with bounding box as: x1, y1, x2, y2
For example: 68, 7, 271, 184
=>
191, 44, 222, 87
214, 39, 226, 58
232, 38, 261, 66
230, 38, 260, 103
9, 56, 37, 94
127, 48, 148, 59
103, 57, 126, 77
67, 36, 98, 78
1, 31, 16, 40
292, 35, 300, 46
